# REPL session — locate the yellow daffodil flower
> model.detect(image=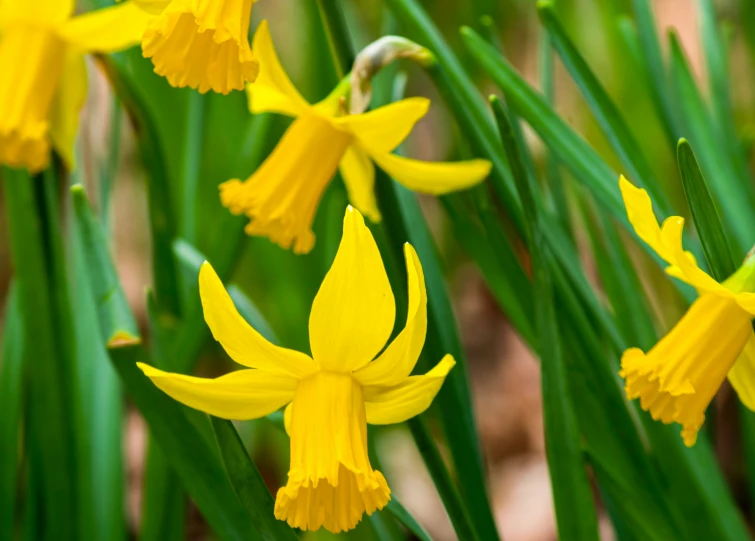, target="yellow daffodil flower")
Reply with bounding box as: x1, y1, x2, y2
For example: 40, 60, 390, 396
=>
220, 21, 493, 254
618, 176, 755, 446
0, 0, 151, 172
137, 206, 455, 533
133, 0, 258, 94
